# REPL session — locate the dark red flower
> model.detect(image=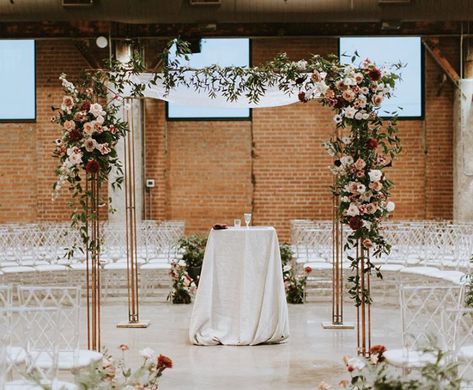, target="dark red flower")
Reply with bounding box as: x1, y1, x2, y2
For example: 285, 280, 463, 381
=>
298, 91, 308, 103
80, 101, 91, 112
85, 160, 100, 174
68, 129, 82, 142
157, 354, 173, 369
370, 344, 387, 362
334, 98, 346, 109
368, 68, 382, 82
367, 138, 378, 150
348, 217, 363, 231
304, 266, 312, 273
347, 365, 354, 372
